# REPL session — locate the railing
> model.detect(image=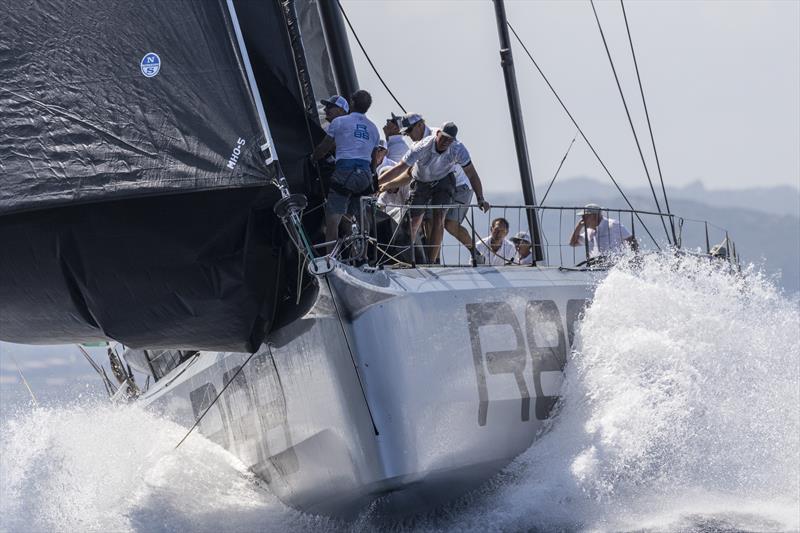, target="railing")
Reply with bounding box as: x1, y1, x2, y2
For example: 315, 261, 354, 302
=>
323, 197, 740, 270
